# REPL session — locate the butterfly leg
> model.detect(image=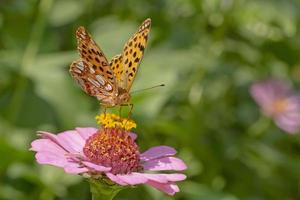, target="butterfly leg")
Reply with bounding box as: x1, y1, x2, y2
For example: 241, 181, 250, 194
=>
100, 104, 107, 117
119, 103, 134, 118
128, 103, 134, 119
